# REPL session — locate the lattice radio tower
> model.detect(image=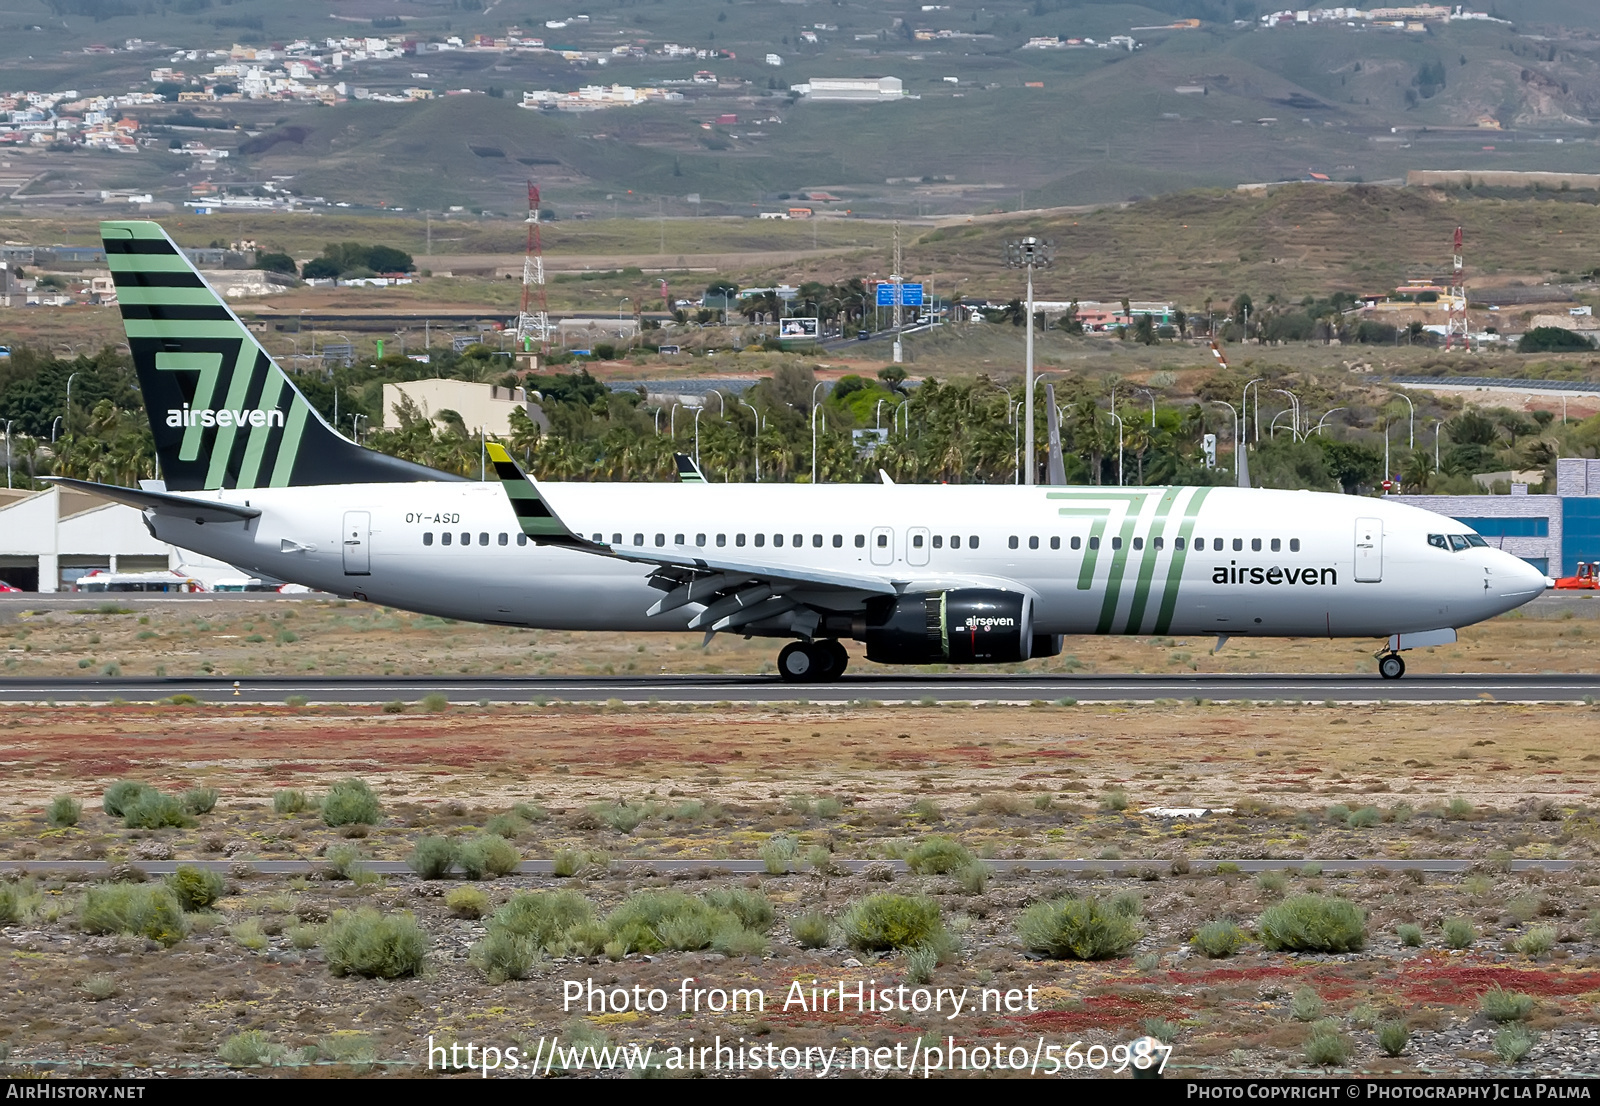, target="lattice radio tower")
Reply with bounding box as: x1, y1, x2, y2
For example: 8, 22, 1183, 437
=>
516, 181, 551, 352
1444, 225, 1469, 351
